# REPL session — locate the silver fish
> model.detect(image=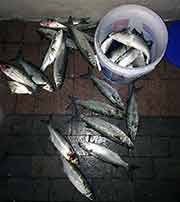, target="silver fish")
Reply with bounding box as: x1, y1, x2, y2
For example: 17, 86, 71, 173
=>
133, 52, 146, 67
91, 75, 125, 110
126, 84, 139, 141
53, 35, 67, 88
101, 37, 114, 54
79, 141, 128, 169
116, 48, 140, 67
37, 28, 77, 50
62, 157, 95, 200
0, 64, 37, 91
72, 98, 124, 119
81, 116, 134, 148
8, 81, 33, 94
46, 121, 79, 165
111, 30, 150, 64
40, 29, 64, 71
37, 27, 57, 40
16, 53, 54, 92
109, 45, 129, 62
68, 26, 97, 68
